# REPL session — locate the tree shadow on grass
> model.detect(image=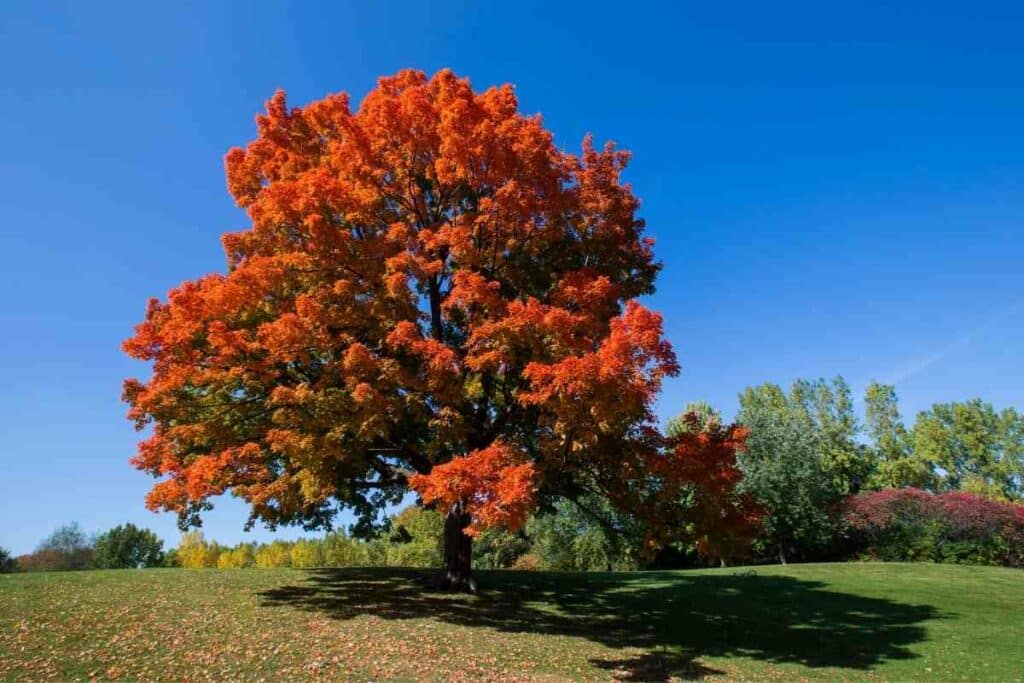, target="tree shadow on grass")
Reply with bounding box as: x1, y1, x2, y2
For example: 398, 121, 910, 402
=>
258, 568, 944, 681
